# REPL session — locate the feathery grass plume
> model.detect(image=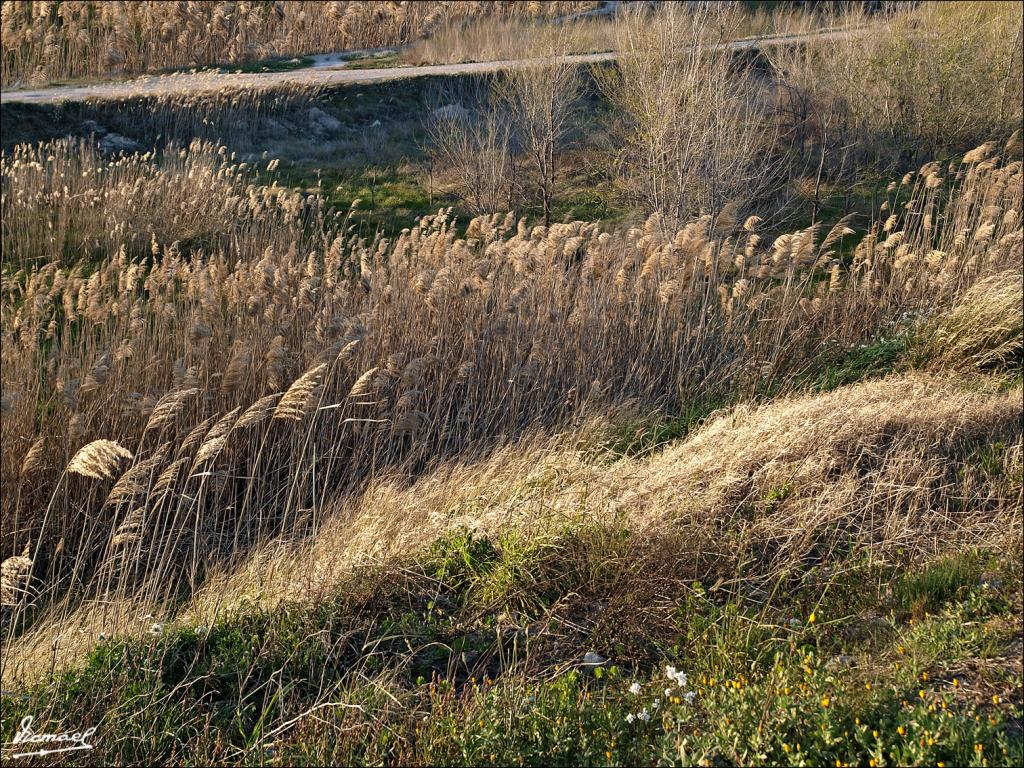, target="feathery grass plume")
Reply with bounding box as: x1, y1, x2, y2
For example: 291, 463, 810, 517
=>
236, 393, 282, 429
348, 366, 379, 400
20, 437, 45, 478
820, 214, 858, 254
193, 407, 241, 465
222, 341, 251, 395
265, 335, 290, 391
395, 389, 421, 411
152, 457, 189, 498
143, 388, 199, 433
273, 364, 327, 421
391, 410, 427, 436
108, 507, 145, 550
176, 415, 217, 459
104, 446, 169, 507
962, 141, 996, 164
1006, 129, 1023, 157
66, 439, 134, 480
336, 338, 362, 364
1, 544, 33, 617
